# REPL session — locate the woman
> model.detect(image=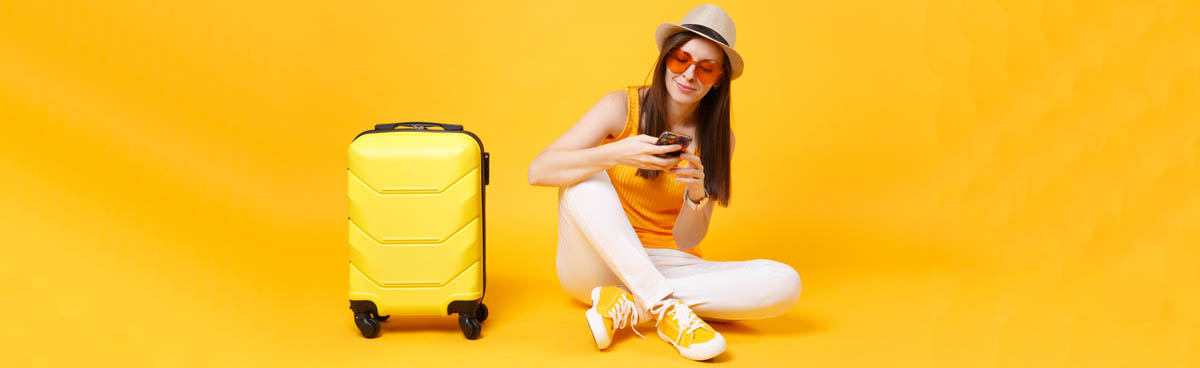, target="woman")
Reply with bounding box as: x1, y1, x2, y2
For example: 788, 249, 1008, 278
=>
527, 5, 801, 361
